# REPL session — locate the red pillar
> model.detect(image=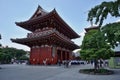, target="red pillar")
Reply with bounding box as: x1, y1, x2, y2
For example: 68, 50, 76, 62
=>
60, 50, 63, 62
29, 48, 33, 64
65, 51, 67, 60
